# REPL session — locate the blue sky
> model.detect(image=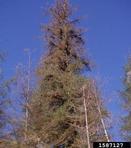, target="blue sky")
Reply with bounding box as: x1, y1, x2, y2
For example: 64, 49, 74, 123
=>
0, 0, 131, 141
